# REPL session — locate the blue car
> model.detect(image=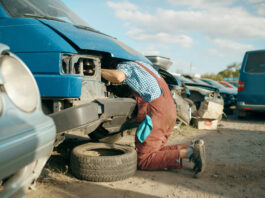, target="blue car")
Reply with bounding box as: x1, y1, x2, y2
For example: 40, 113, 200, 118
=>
237, 50, 265, 118
174, 75, 223, 111
0, 44, 56, 198
0, 0, 152, 144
